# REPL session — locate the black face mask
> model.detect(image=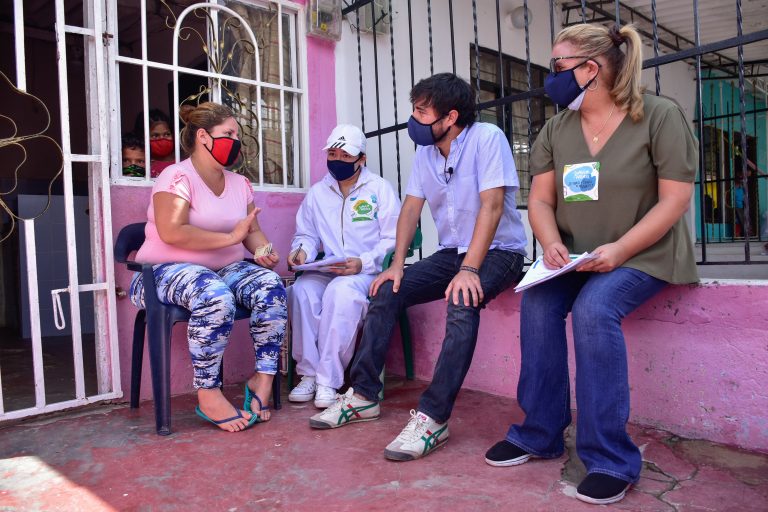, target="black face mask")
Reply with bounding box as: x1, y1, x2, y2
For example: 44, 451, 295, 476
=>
327, 156, 362, 181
